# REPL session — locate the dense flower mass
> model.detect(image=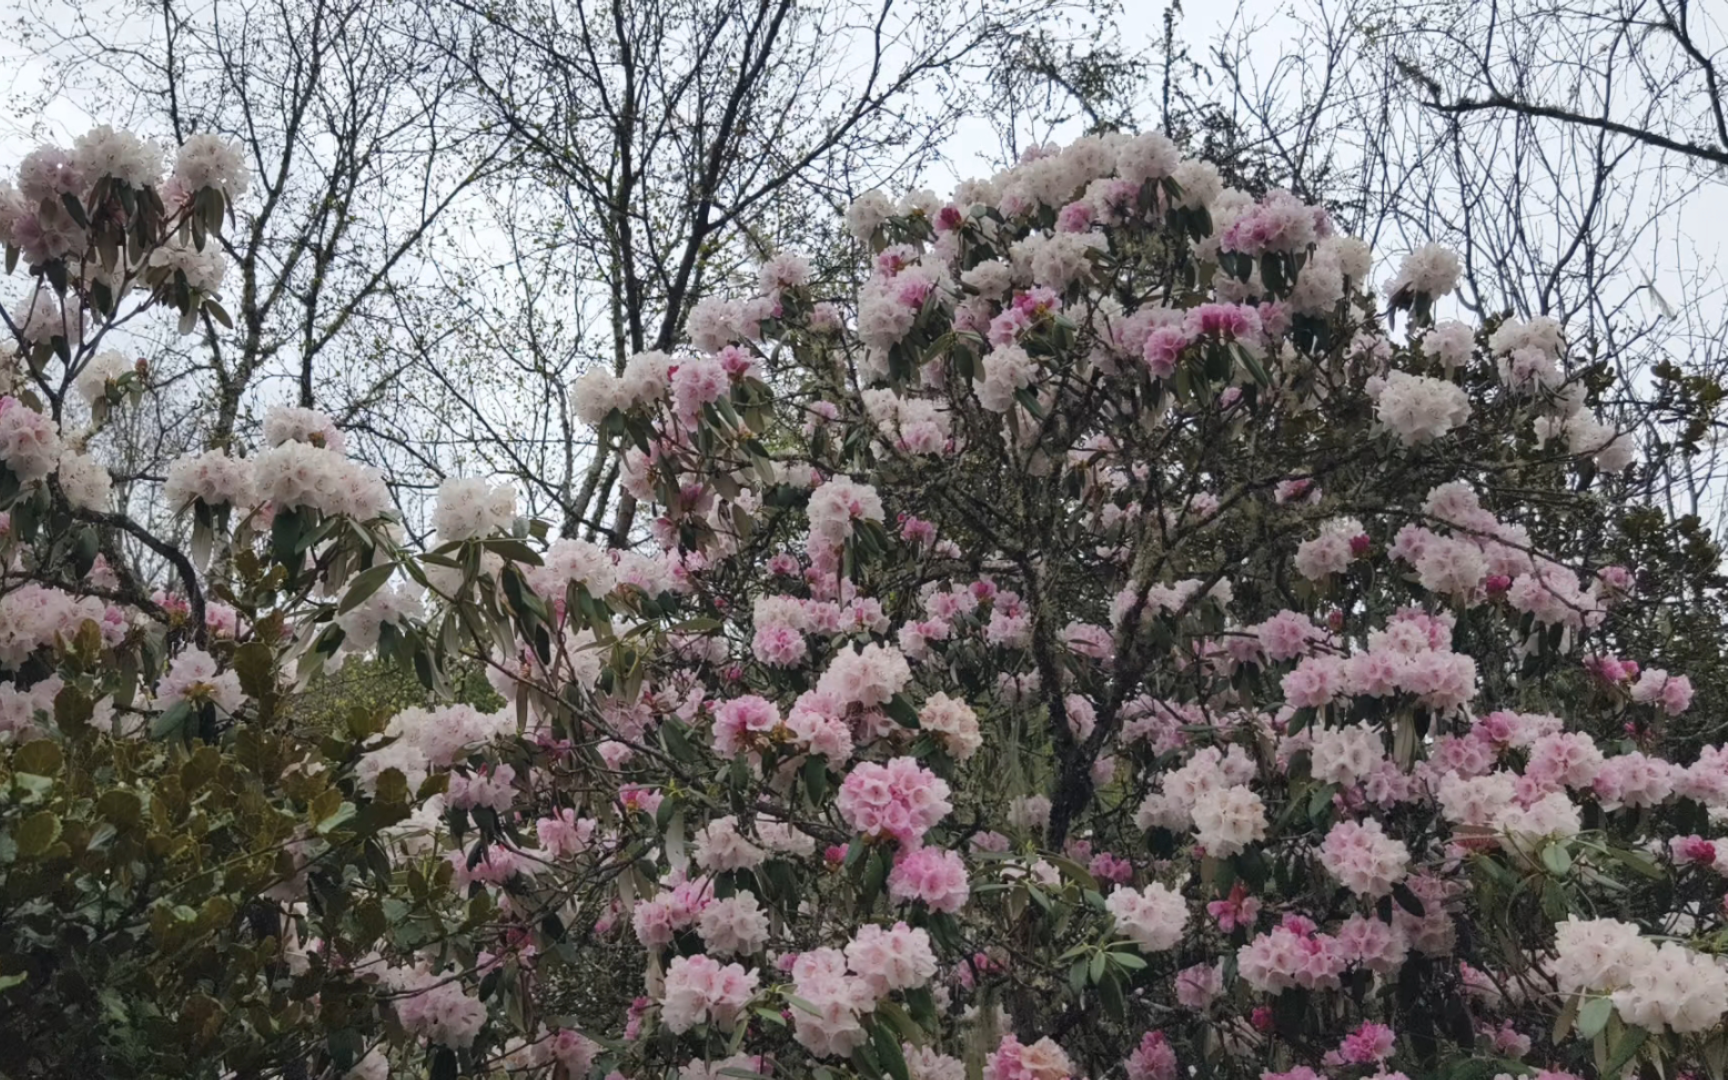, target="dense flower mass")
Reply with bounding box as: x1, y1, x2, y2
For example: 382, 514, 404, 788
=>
3, 123, 1725, 1080
1373, 369, 1472, 444
836, 756, 953, 846
1107, 882, 1189, 952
